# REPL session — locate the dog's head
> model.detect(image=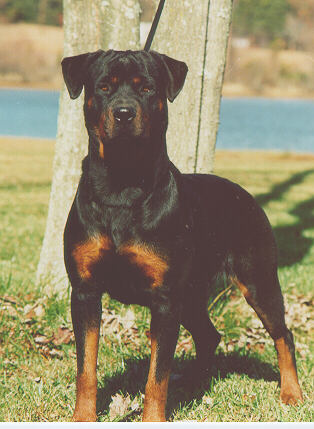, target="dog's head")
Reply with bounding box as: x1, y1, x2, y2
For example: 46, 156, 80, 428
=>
62, 50, 188, 160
